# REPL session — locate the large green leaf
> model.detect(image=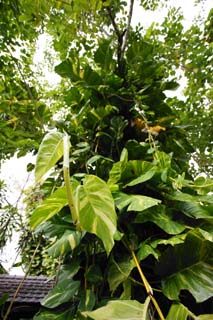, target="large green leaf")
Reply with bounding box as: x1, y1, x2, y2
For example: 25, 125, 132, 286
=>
82, 298, 151, 320
35, 131, 64, 183
77, 175, 117, 254
155, 231, 213, 302
30, 187, 67, 229
41, 278, 80, 308
135, 205, 185, 234
114, 192, 161, 212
